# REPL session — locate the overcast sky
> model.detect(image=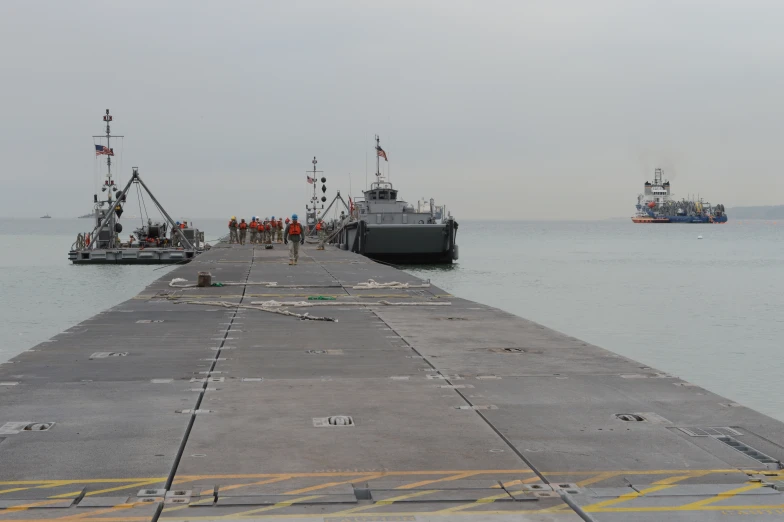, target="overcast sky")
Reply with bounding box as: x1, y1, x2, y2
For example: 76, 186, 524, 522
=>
1, 0, 782, 220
